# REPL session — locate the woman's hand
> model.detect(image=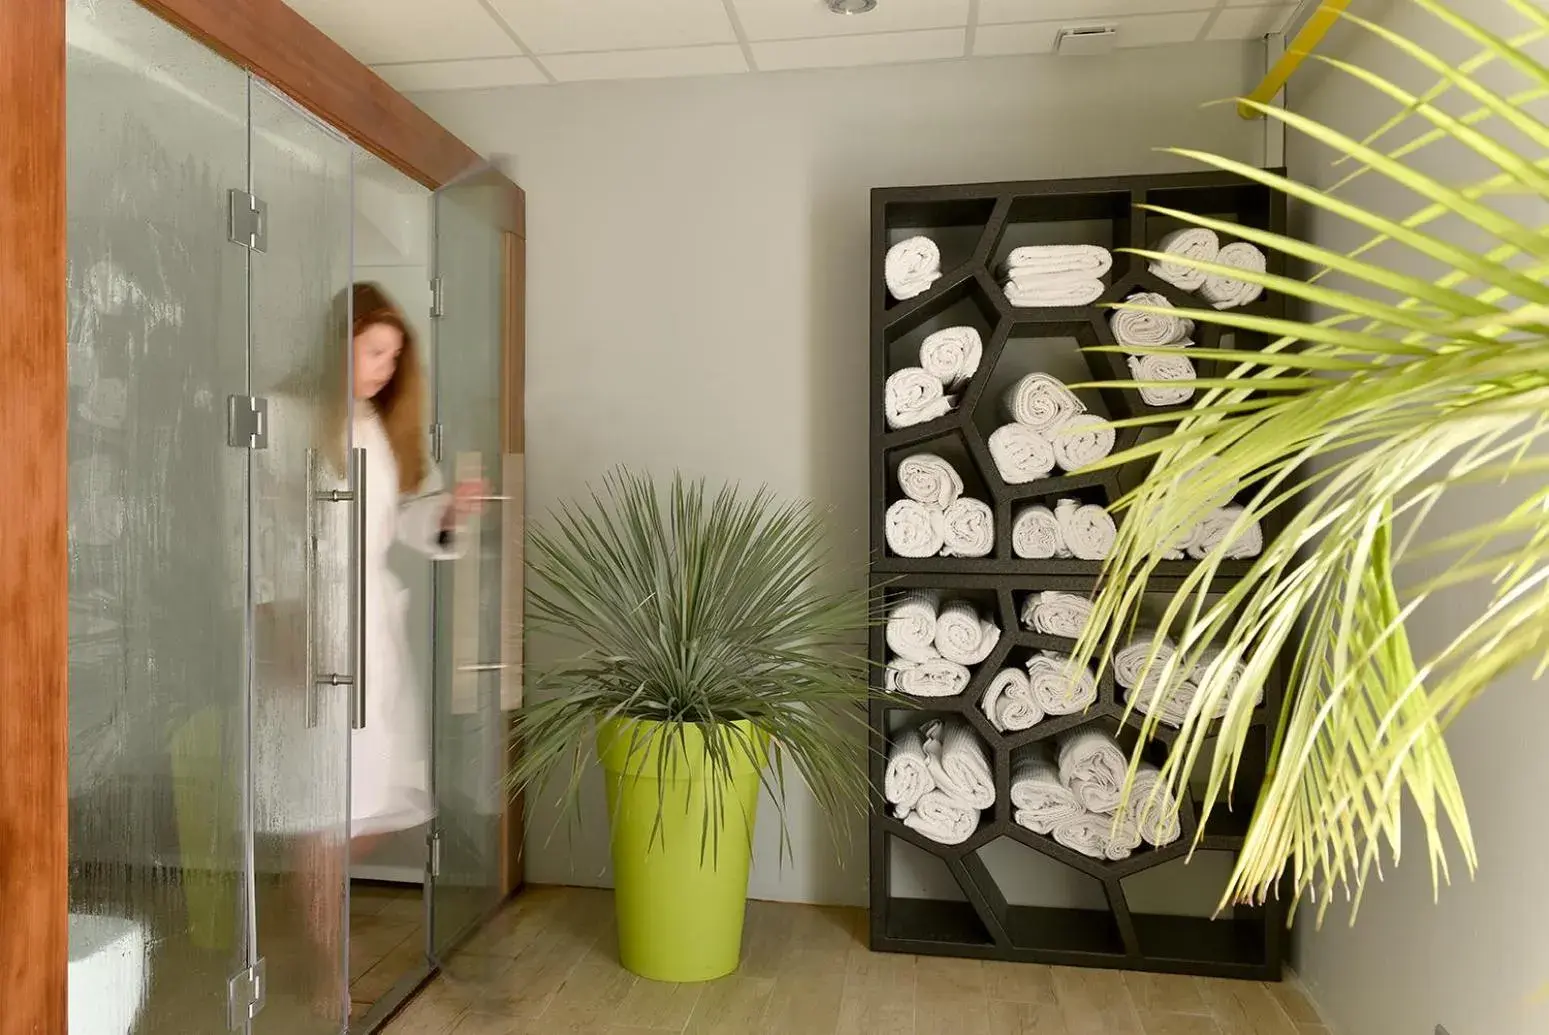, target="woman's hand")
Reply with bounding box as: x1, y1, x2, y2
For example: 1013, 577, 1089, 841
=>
443, 478, 490, 529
